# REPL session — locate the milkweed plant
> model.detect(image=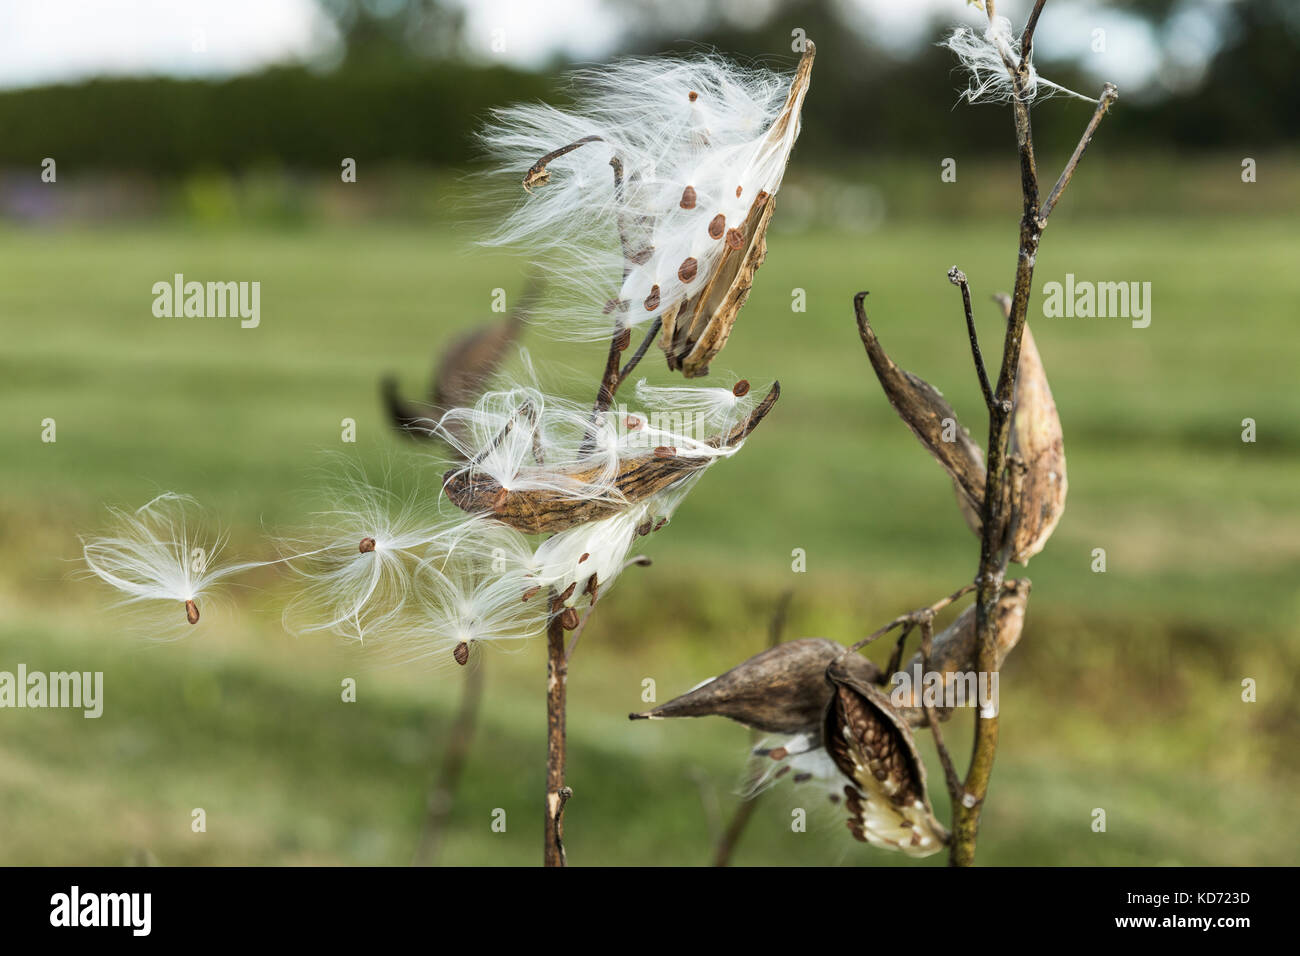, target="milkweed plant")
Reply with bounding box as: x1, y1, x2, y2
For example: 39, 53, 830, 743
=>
81, 0, 1117, 866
